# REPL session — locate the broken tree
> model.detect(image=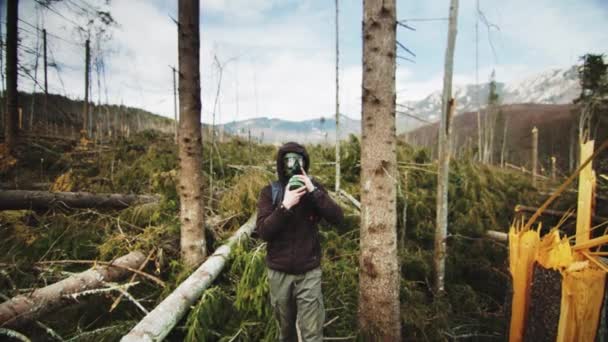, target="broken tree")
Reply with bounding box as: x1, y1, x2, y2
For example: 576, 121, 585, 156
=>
434, 0, 459, 294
